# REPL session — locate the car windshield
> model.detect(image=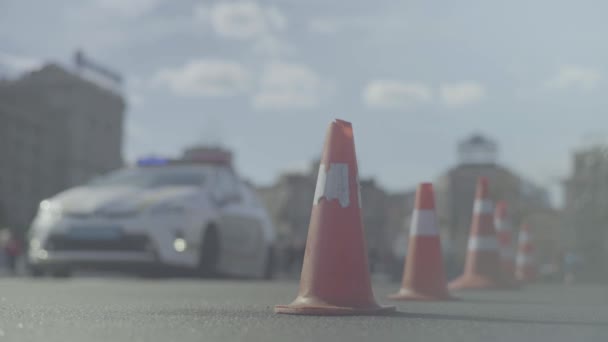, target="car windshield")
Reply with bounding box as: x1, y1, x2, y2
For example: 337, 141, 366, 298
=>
88, 165, 211, 188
